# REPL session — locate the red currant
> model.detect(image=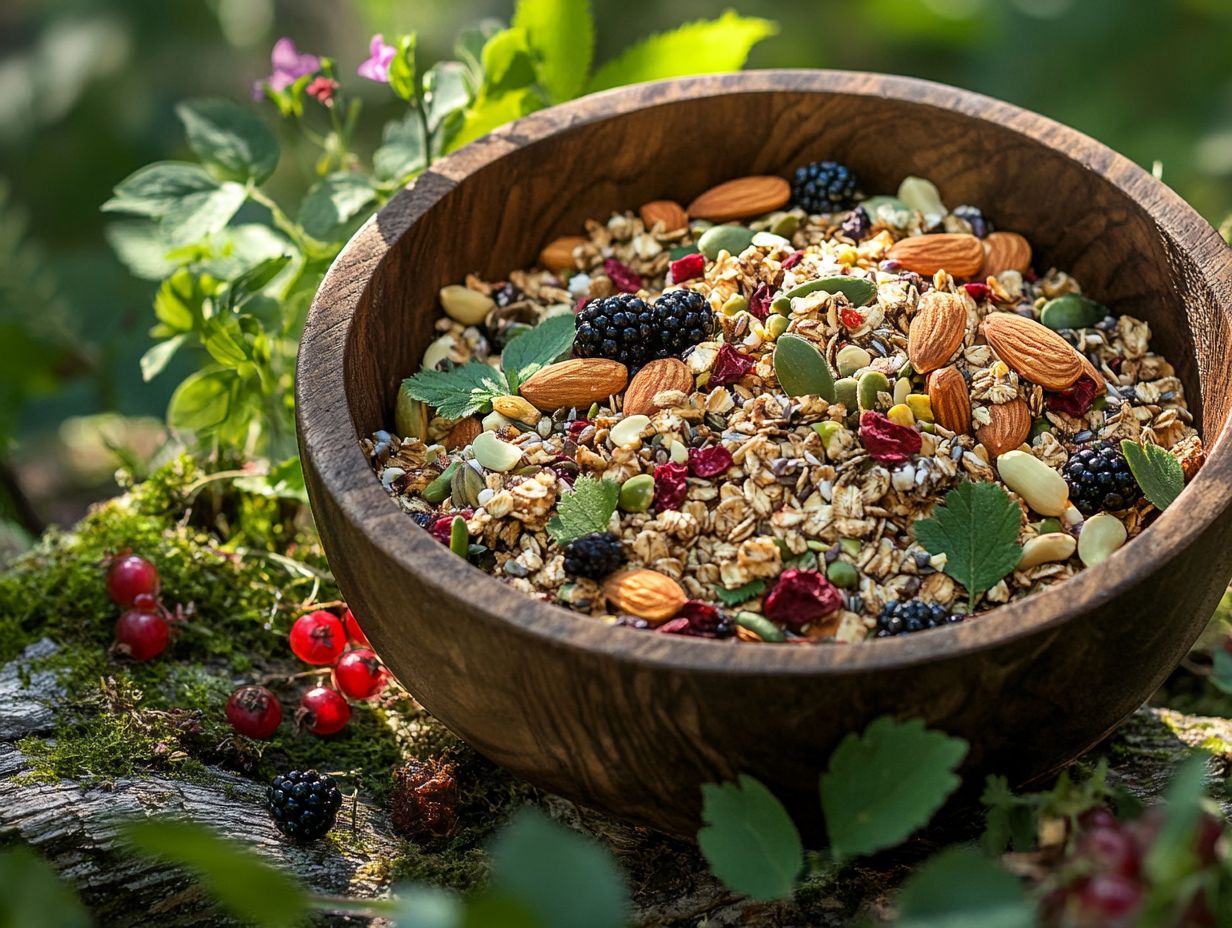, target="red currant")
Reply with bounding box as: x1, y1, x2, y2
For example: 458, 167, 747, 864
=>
106, 555, 160, 608
334, 649, 387, 700
114, 609, 170, 661
840, 307, 864, 329
225, 685, 283, 739
288, 611, 346, 665
342, 608, 369, 647
1075, 873, 1142, 923
1077, 825, 1140, 880
299, 686, 350, 736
